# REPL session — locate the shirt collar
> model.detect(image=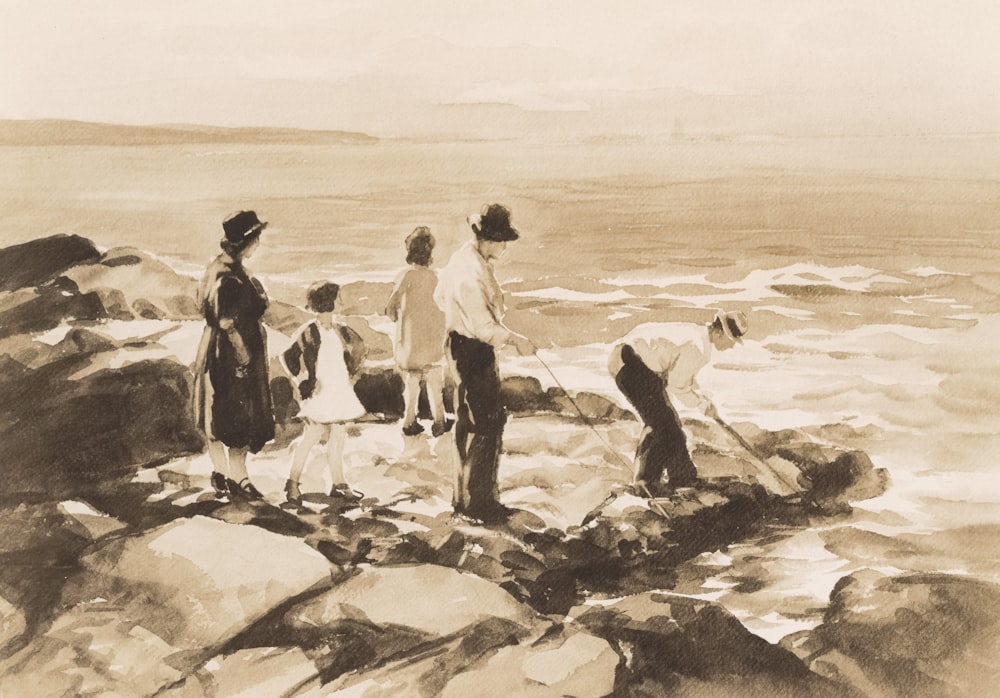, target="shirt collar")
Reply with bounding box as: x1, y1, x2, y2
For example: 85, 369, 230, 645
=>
469, 240, 493, 268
